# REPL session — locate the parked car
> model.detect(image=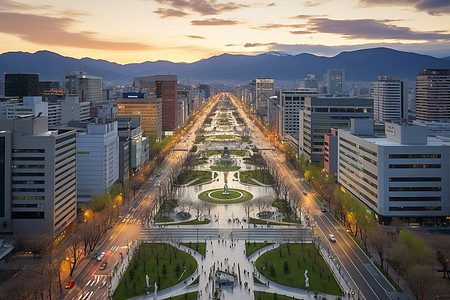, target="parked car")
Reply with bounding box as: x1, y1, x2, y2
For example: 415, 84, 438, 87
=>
99, 261, 108, 270
65, 280, 75, 289
97, 252, 105, 261
329, 234, 336, 242
321, 207, 326, 212
302, 190, 308, 195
